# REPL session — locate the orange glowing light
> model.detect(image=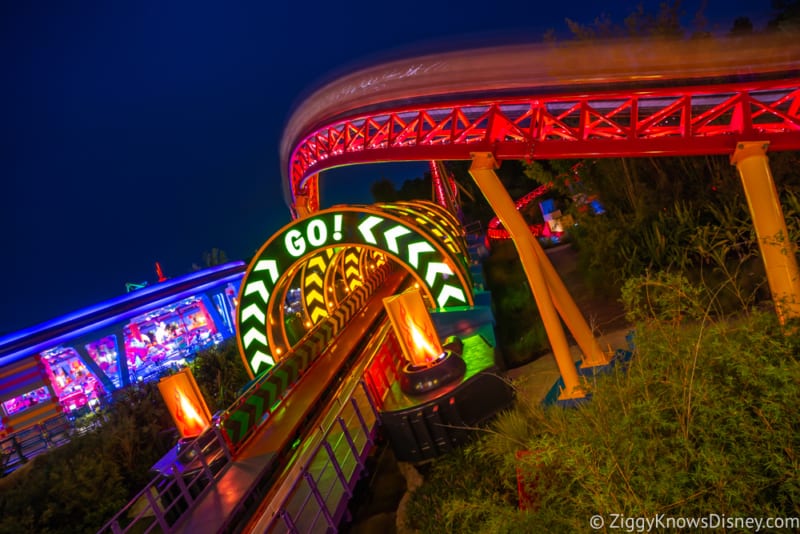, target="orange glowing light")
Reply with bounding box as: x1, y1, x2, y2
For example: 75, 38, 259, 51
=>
158, 368, 212, 439
174, 388, 206, 437
383, 289, 443, 368
403, 308, 440, 363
